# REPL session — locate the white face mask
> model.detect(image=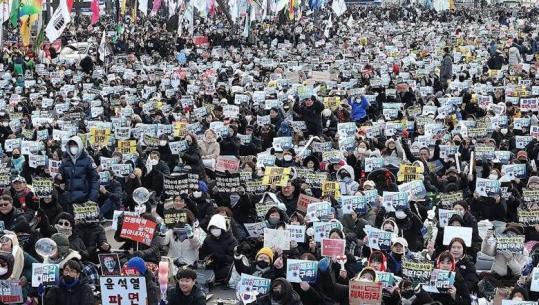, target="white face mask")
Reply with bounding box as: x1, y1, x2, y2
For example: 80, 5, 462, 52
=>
488, 174, 498, 180
69, 146, 79, 155
193, 191, 202, 198
159, 140, 167, 146
500, 128, 508, 135
512, 297, 523, 301
55, 224, 72, 237
149, 159, 158, 166
0, 267, 8, 276
210, 228, 222, 237
283, 155, 292, 161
